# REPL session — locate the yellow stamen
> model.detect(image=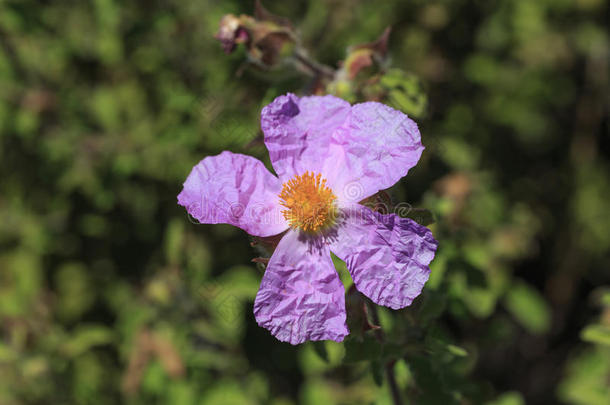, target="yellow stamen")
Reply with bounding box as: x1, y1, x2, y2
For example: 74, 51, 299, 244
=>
278, 172, 337, 232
